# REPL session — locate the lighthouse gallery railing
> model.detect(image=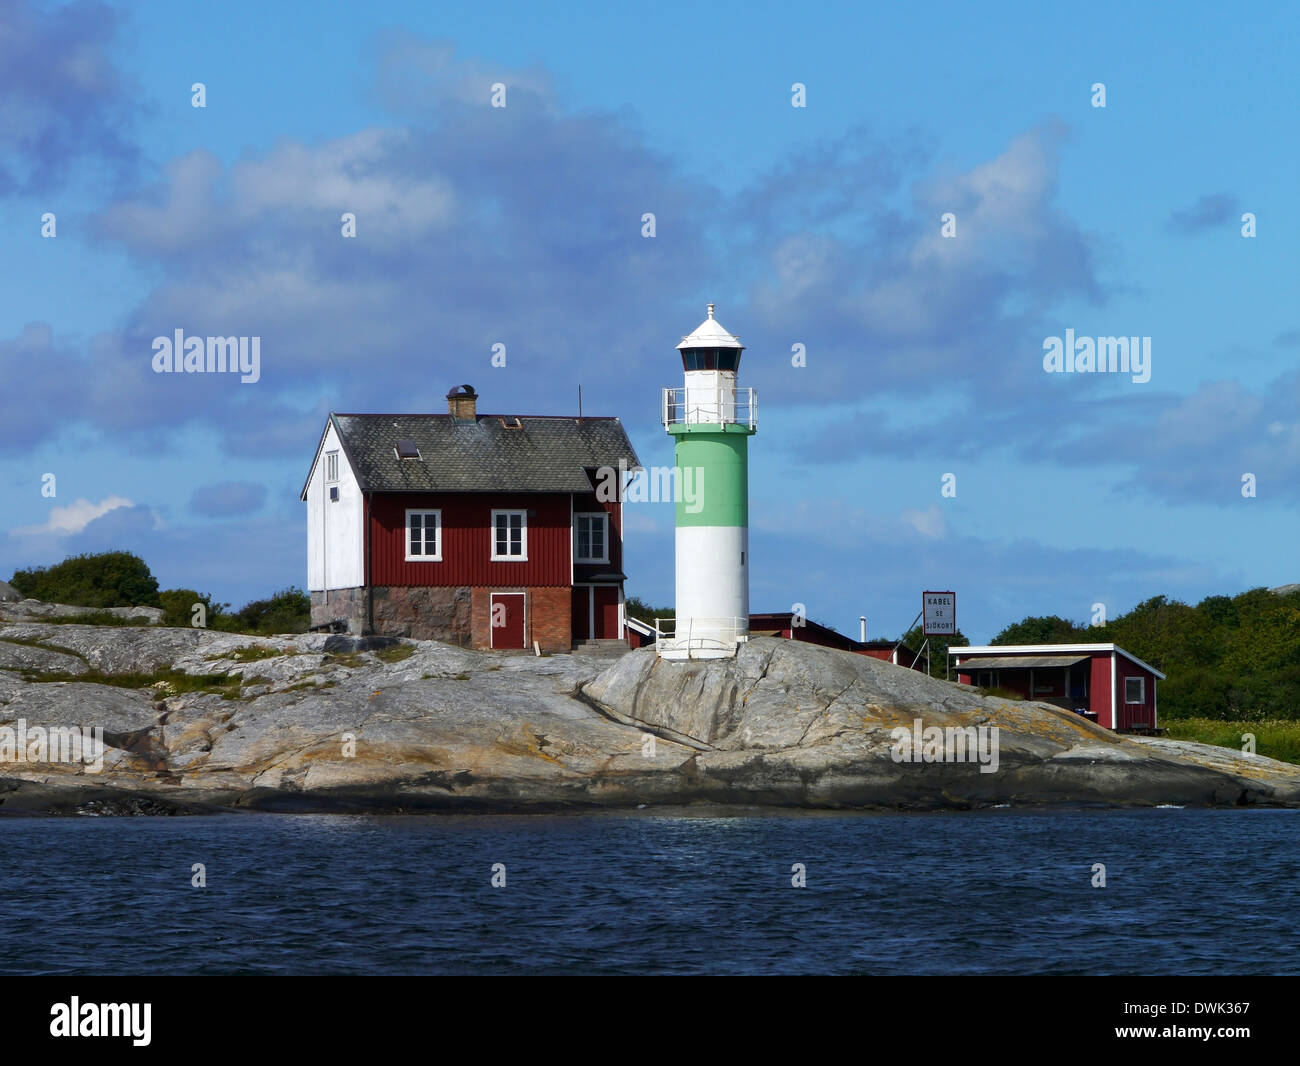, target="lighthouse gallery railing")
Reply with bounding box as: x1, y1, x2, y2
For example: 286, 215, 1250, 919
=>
662, 387, 757, 430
